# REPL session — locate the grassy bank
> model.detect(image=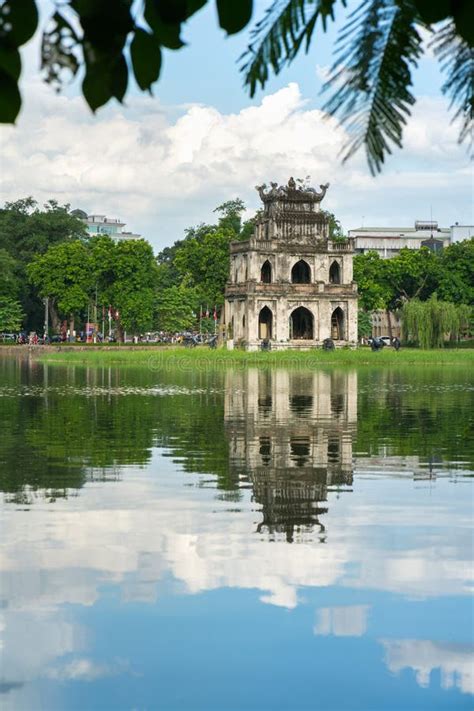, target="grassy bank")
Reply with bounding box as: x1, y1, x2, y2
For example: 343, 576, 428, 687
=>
25, 345, 474, 369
